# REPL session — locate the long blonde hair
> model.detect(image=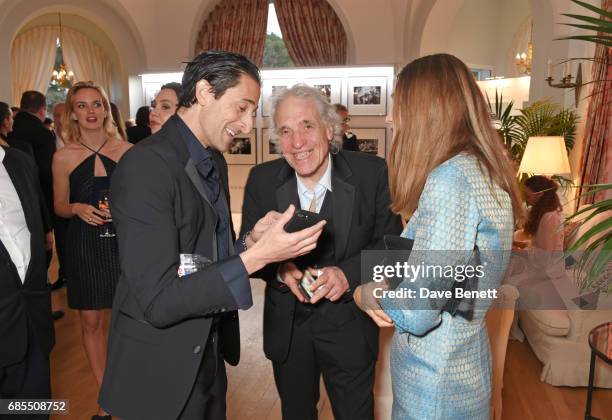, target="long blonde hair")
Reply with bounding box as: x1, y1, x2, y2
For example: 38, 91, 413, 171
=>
62, 81, 120, 144
388, 54, 523, 223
